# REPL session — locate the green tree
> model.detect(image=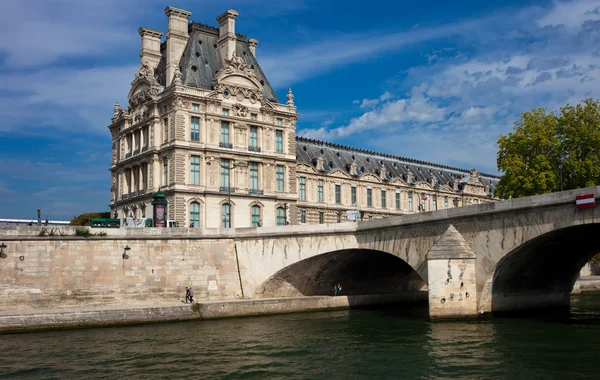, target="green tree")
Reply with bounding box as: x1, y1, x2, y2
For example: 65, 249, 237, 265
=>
496, 108, 560, 199
496, 98, 600, 199
69, 212, 111, 226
